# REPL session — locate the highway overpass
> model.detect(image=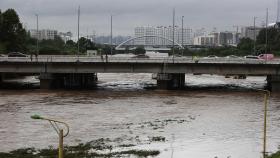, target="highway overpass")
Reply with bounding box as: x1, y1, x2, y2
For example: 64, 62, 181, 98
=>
0, 56, 280, 91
